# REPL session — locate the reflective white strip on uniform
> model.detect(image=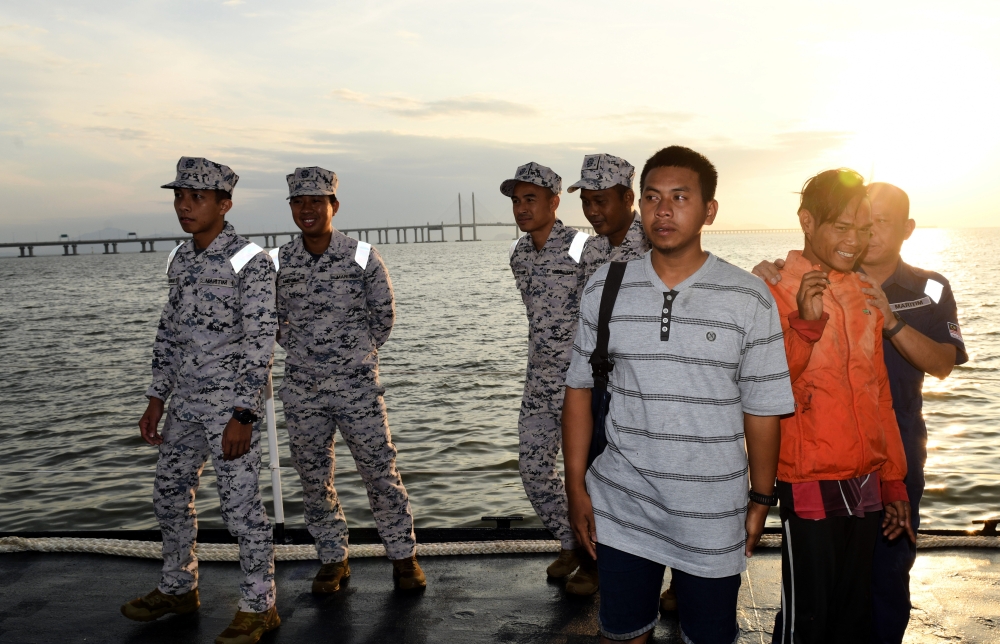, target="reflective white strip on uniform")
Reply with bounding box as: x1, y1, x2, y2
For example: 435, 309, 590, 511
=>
165, 243, 184, 275
568, 231, 590, 263
925, 278, 944, 304
230, 242, 265, 273
268, 248, 280, 271
509, 237, 522, 259
355, 241, 372, 270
